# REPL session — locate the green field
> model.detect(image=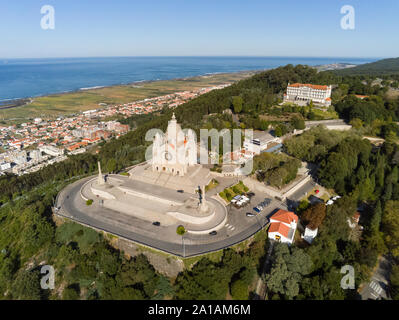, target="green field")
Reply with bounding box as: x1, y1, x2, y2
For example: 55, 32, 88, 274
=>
0, 71, 255, 123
